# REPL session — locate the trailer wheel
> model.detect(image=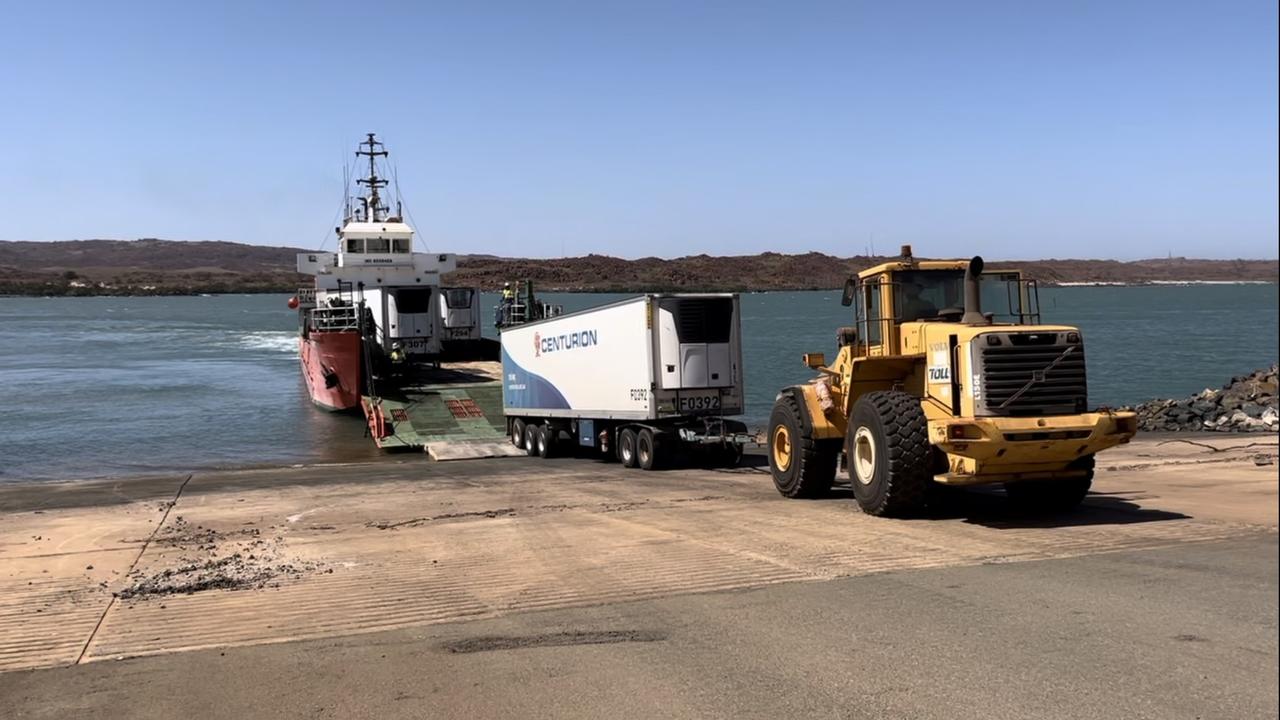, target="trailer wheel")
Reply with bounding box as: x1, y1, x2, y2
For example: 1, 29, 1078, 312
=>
637, 428, 658, 470
511, 418, 526, 449
524, 424, 540, 457
536, 425, 556, 459
847, 391, 929, 517
619, 428, 639, 468
768, 394, 837, 498
1005, 455, 1094, 512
